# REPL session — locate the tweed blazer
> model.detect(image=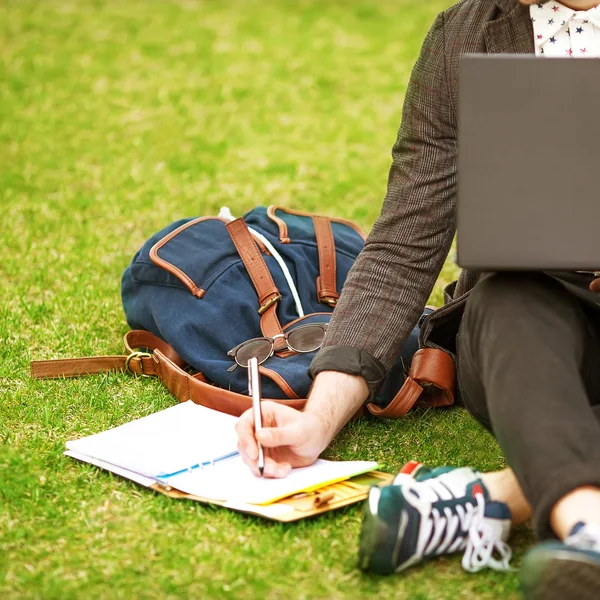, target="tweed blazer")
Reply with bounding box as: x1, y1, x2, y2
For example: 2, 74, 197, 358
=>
312, 0, 536, 385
